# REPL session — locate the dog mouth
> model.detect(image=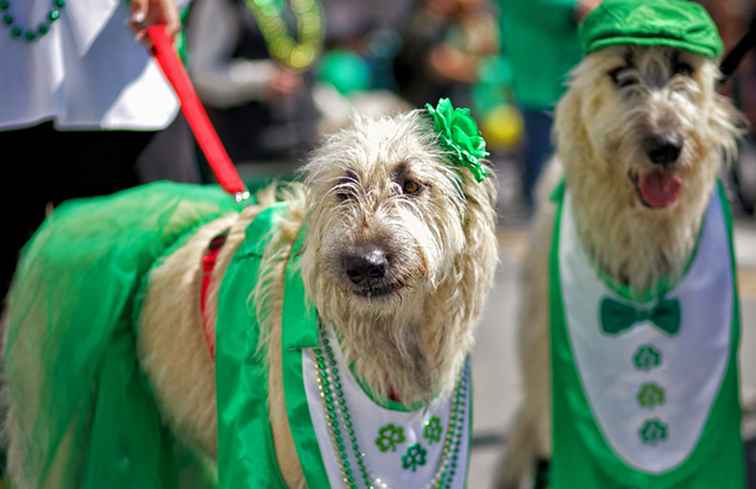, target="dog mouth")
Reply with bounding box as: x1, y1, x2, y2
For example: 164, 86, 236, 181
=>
629, 169, 683, 209
351, 281, 405, 299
